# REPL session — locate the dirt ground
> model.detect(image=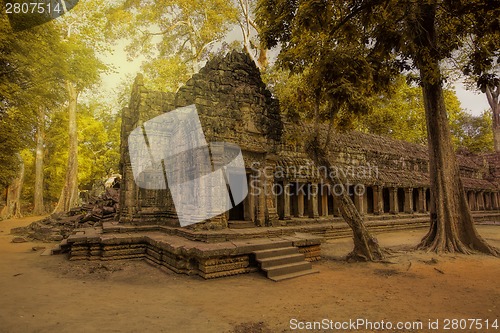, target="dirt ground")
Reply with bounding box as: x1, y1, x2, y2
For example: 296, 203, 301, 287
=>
0, 217, 499, 333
